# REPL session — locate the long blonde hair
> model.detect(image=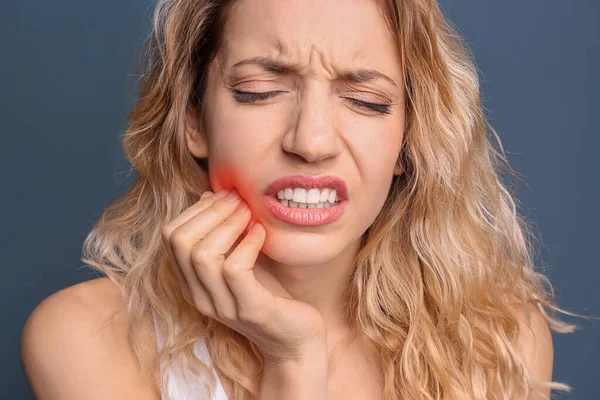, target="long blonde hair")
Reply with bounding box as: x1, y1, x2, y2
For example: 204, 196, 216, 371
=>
81, 0, 578, 398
